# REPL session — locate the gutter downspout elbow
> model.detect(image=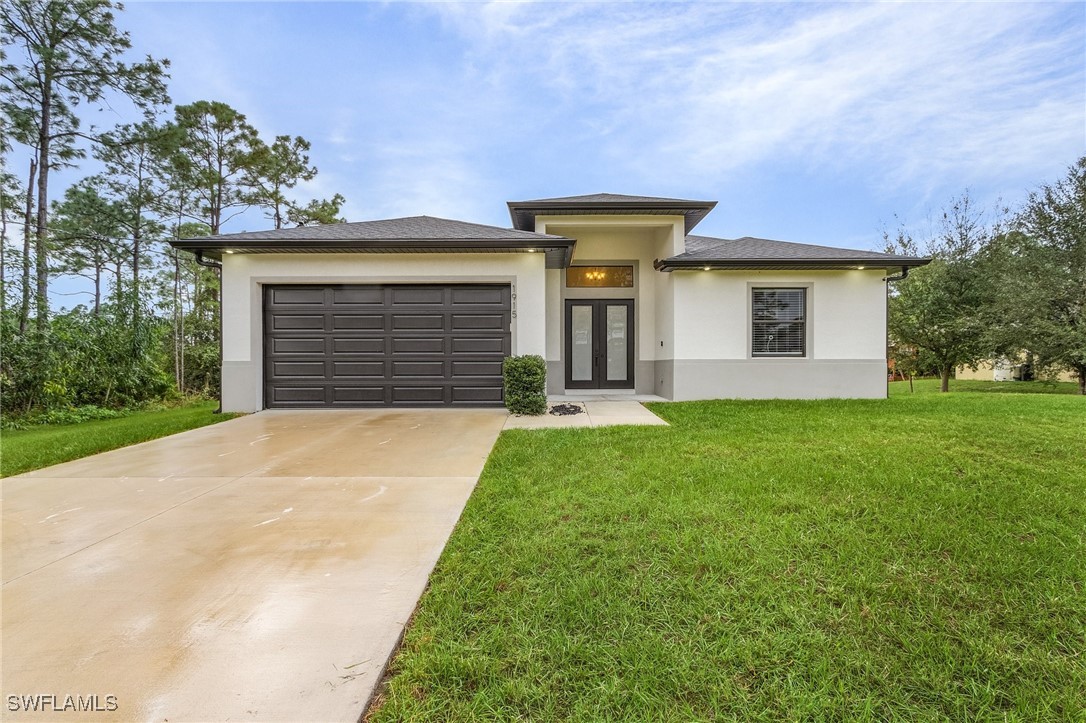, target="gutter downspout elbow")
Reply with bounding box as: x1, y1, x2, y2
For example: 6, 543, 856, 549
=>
883, 267, 909, 282
195, 250, 223, 270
